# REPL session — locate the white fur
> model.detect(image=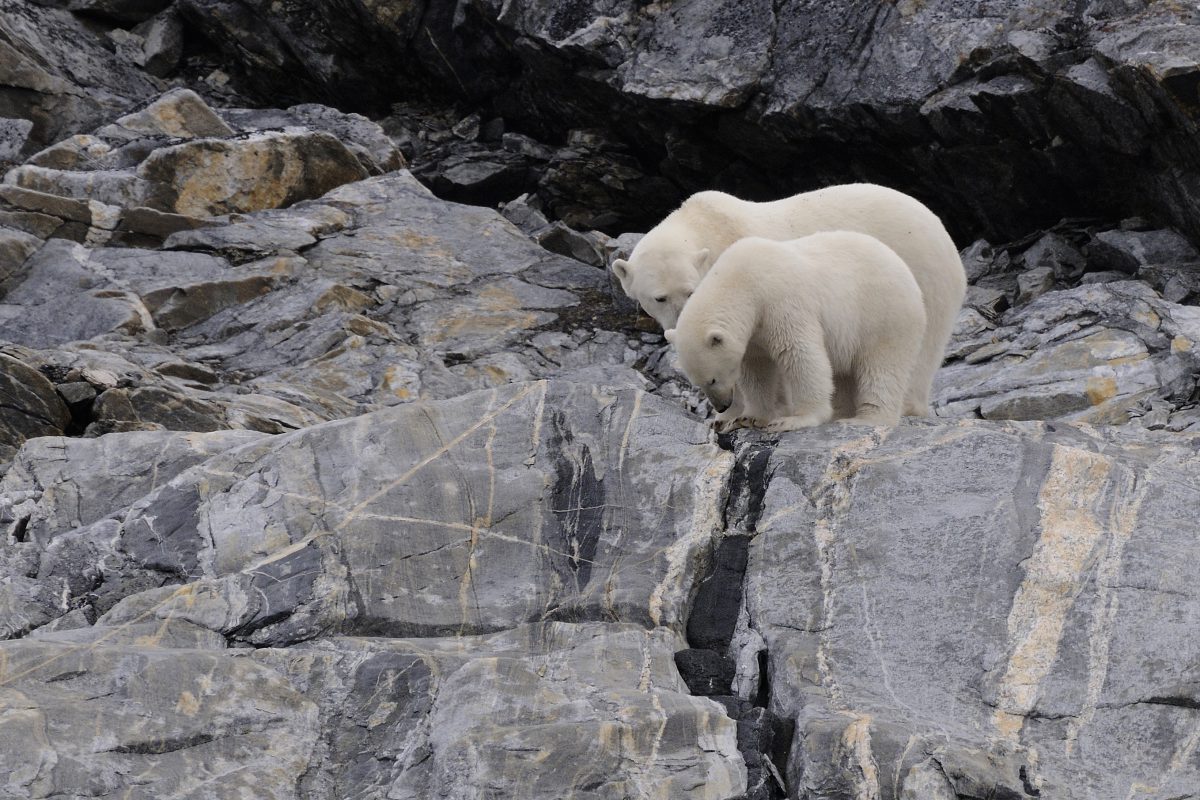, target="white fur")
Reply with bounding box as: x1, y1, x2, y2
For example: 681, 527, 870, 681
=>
671, 232, 927, 432
611, 184, 966, 415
